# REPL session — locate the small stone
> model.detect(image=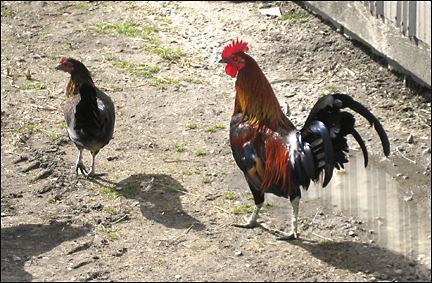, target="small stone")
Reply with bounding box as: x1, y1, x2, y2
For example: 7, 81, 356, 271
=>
348, 231, 357, 237
91, 202, 102, 210
234, 251, 243, 256
406, 134, 414, 144
395, 269, 404, 275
